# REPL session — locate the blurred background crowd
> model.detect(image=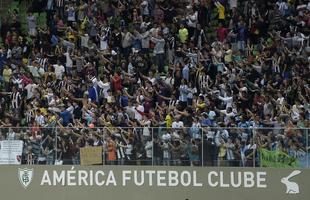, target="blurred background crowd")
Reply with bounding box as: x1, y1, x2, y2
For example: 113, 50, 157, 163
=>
0, 0, 309, 167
